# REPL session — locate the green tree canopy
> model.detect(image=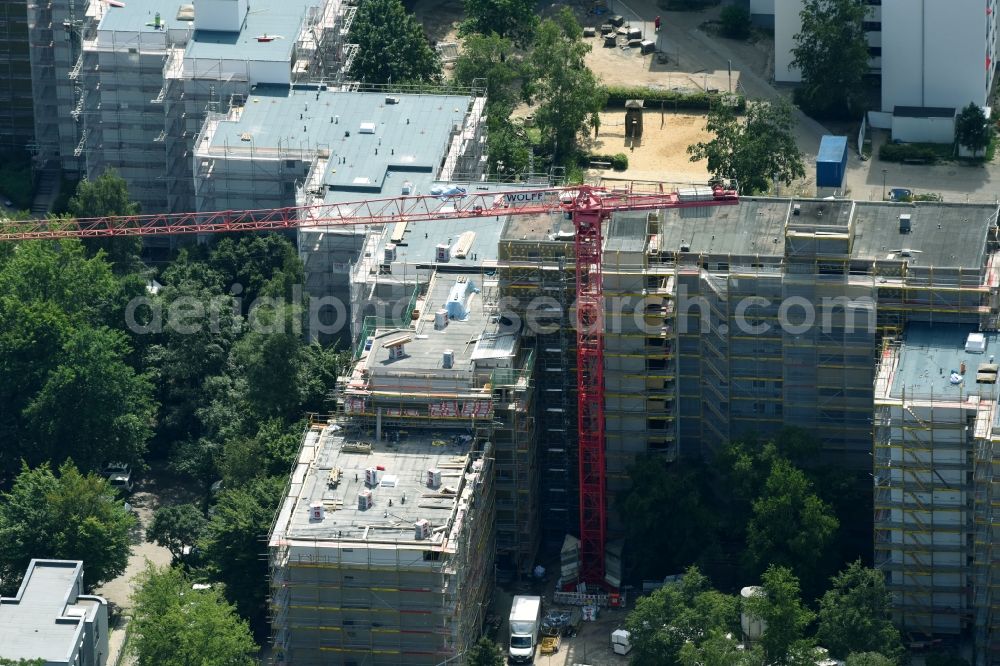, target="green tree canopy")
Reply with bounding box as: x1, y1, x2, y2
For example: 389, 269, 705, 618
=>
467, 636, 505, 666
816, 561, 903, 661
146, 503, 209, 560
625, 566, 739, 665
846, 653, 897, 666
453, 33, 521, 109
0, 241, 154, 477
68, 169, 143, 273
688, 99, 805, 195
526, 8, 606, 163
128, 562, 257, 666
956, 102, 991, 156
616, 456, 718, 581
747, 565, 814, 665
0, 461, 134, 591
348, 0, 440, 84
461, 0, 537, 46
747, 457, 839, 579
199, 476, 284, 633
791, 0, 869, 117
